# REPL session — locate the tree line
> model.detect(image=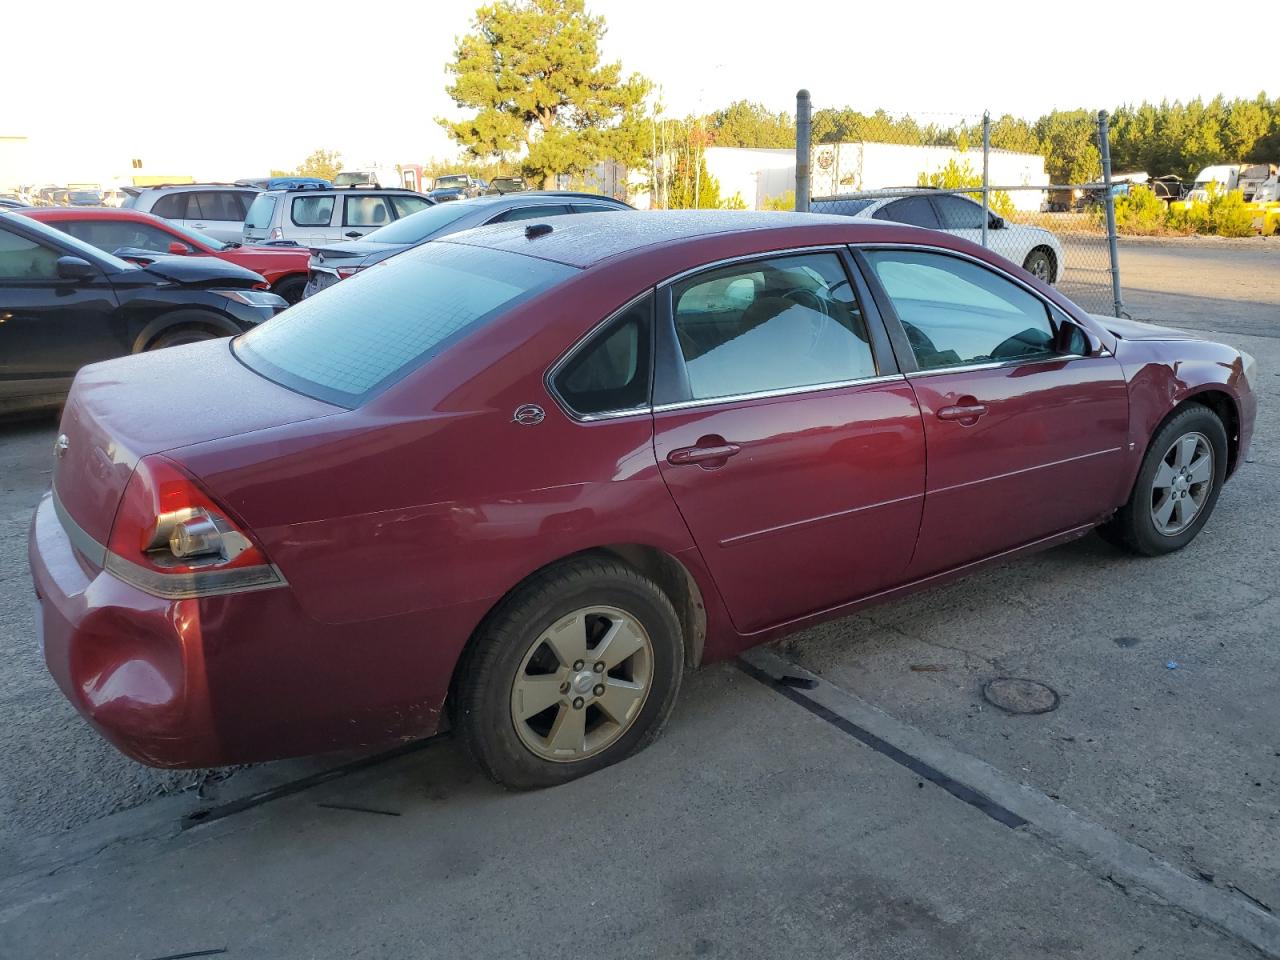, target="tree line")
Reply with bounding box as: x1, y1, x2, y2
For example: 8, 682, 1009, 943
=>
425, 1, 1280, 199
